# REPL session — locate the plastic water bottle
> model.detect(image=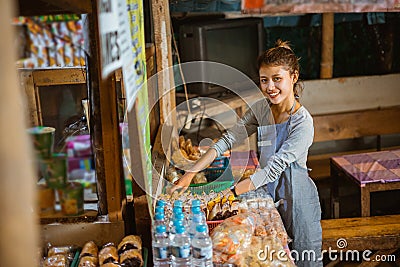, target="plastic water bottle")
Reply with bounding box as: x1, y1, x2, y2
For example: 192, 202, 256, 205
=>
152, 224, 171, 267
192, 224, 213, 267
188, 206, 207, 239
188, 213, 203, 241
171, 225, 191, 267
